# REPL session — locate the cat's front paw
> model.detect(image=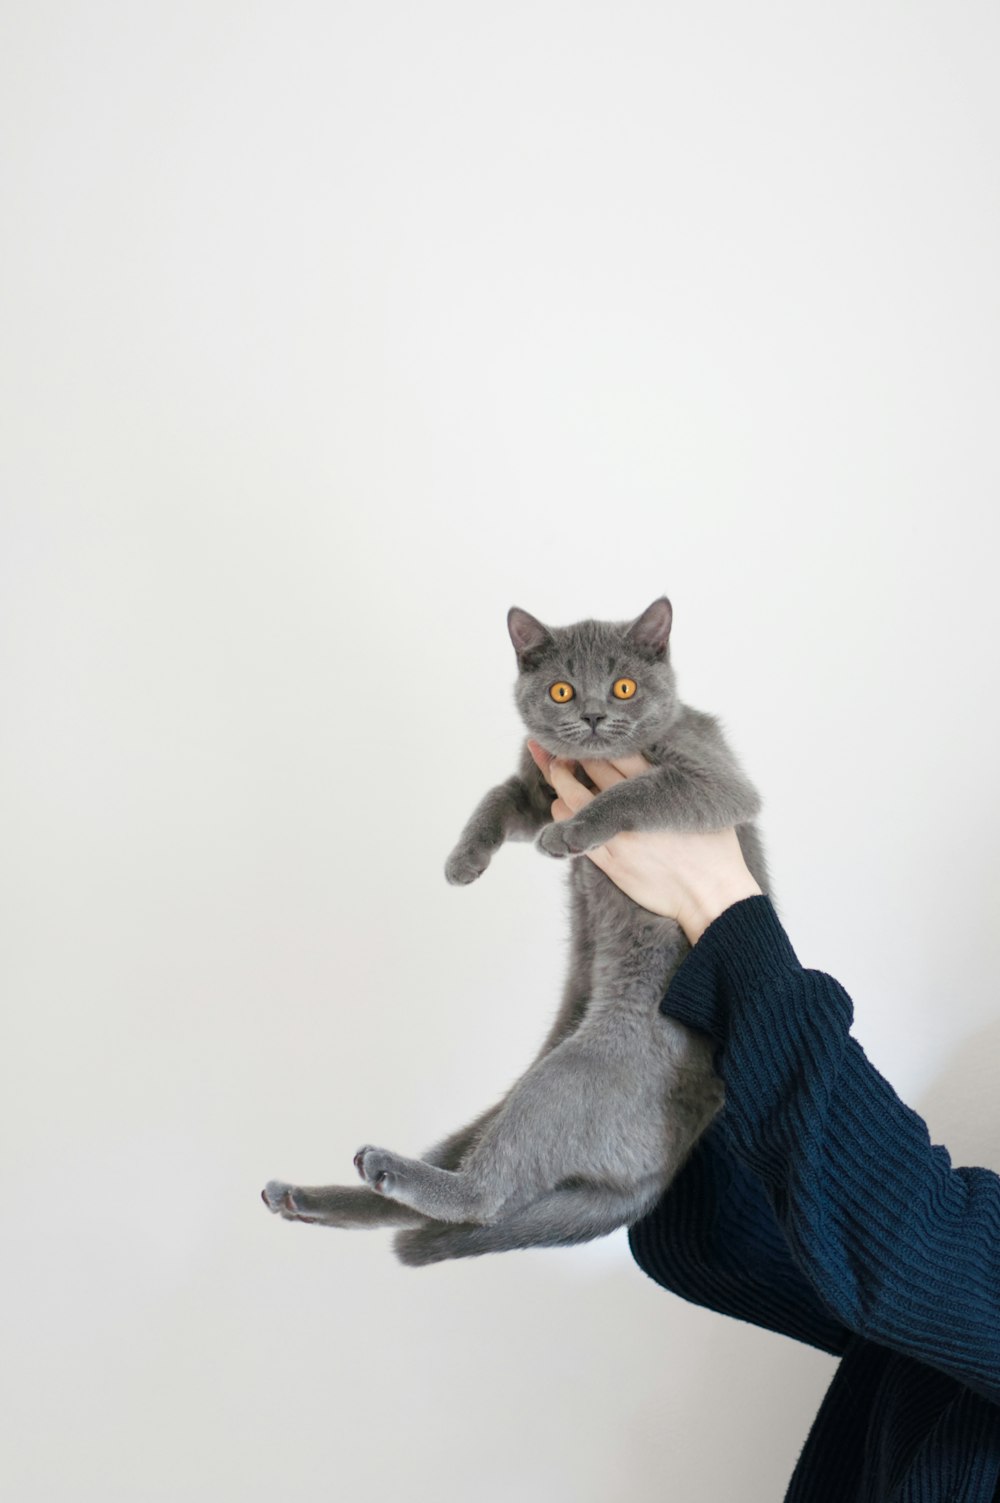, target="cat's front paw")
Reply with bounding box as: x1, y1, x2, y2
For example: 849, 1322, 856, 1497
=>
445, 843, 492, 885
536, 821, 591, 859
